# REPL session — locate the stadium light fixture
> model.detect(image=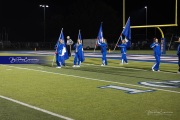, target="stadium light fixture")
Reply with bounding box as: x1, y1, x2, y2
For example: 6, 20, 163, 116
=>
39, 4, 49, 42
145, 6, 147, 40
